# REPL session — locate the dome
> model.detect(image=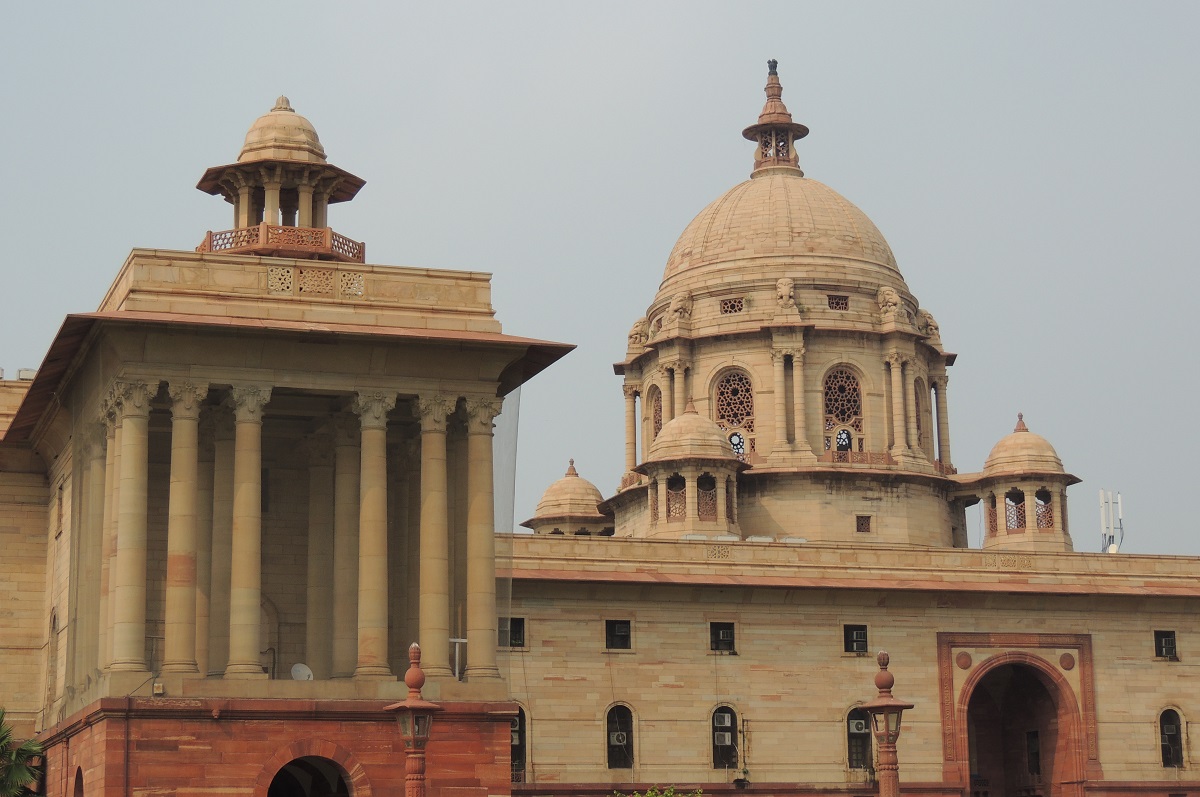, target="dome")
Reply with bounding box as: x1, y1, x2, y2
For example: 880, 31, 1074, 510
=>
983, 414, 1064, 476
647, 401, 737, 463
238, 96, 328, 165
532, 460, 605, 520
